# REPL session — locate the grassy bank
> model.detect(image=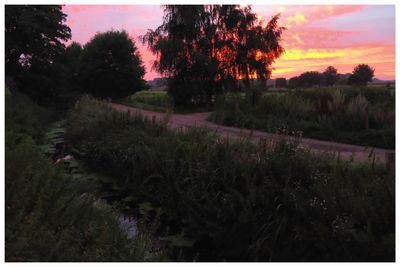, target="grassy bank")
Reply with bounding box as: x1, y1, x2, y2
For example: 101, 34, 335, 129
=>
5, 92, 166, 261
210, 86, 395, 149
65, 96, 394, 261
